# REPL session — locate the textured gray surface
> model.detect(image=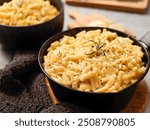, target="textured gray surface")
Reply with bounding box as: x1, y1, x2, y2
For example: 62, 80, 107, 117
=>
0, 1, 150, 112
